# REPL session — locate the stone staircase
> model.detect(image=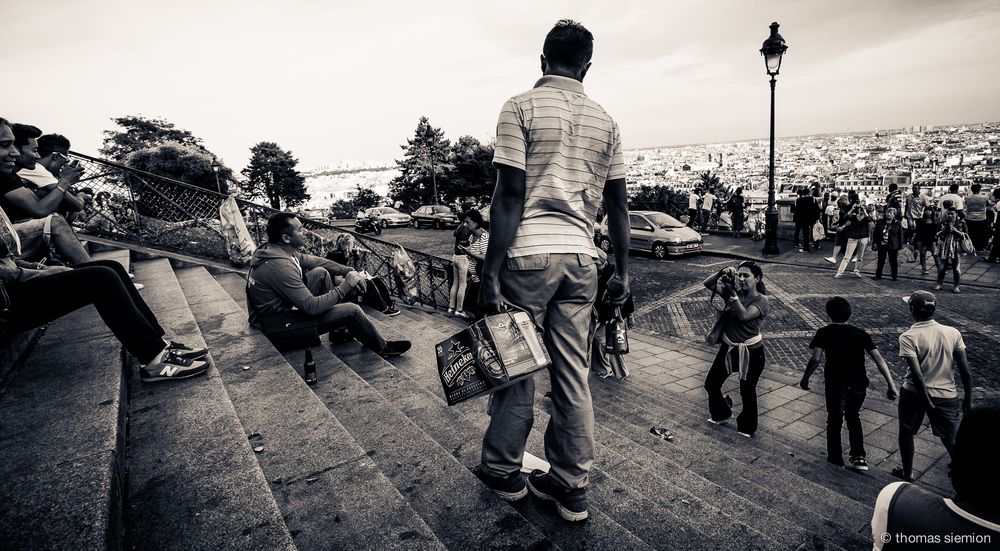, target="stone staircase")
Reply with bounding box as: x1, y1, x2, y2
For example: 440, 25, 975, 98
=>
0, 251, 906, 550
